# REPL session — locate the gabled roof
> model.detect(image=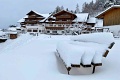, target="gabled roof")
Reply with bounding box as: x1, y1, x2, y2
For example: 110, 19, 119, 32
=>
26, 10, 48, 19
17, 10, 51, 23
17, 15, 28, 23
87, 17, 96, 23
96, 5, 120, 18
53, 10, 76, 17
39, 14, 51, 22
